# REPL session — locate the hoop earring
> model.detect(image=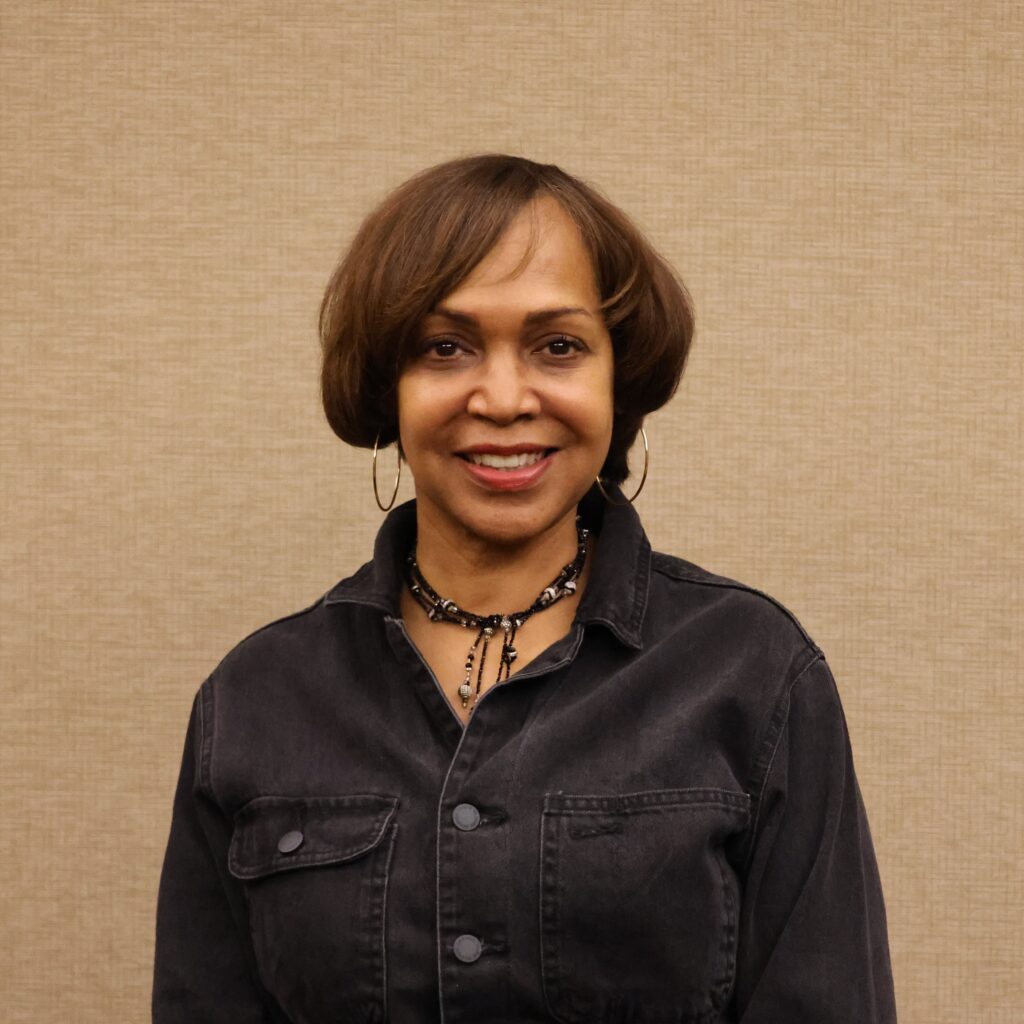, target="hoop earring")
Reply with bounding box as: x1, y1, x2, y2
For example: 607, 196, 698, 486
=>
595, 426, 649, 505
372, 433, 402, 511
